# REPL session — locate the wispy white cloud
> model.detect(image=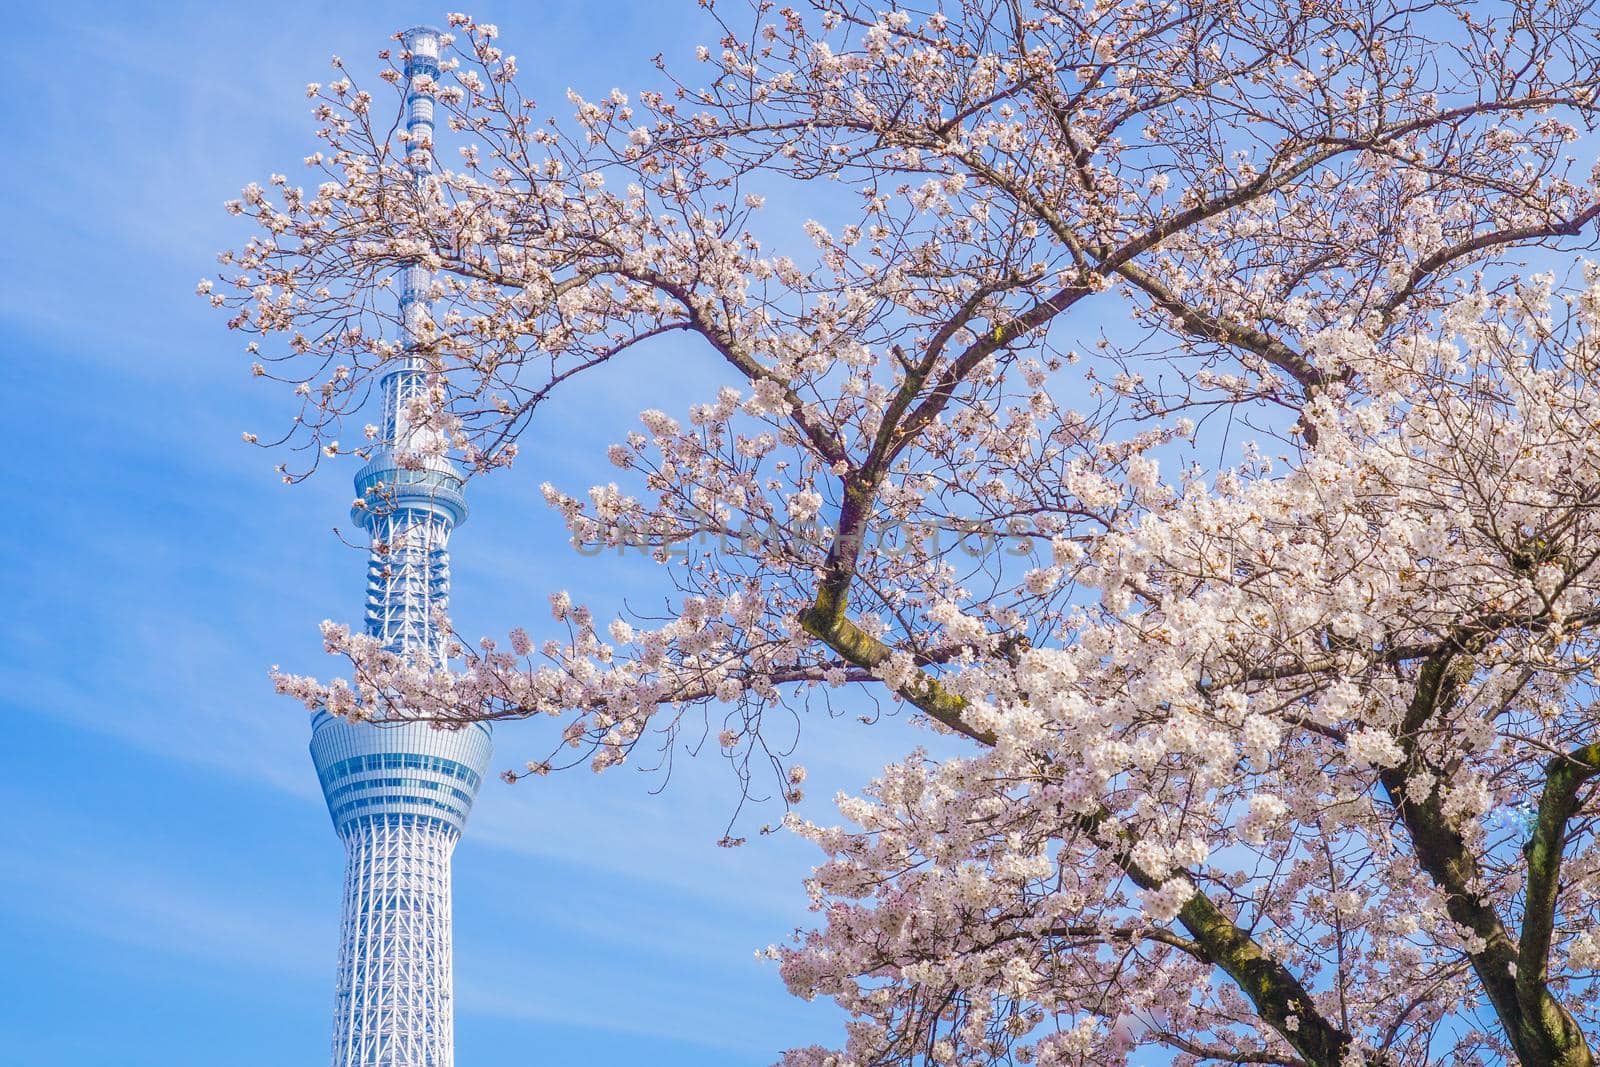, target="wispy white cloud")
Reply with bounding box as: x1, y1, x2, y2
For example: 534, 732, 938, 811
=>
458, 968, 824, 1058
0, 820, 327, 976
